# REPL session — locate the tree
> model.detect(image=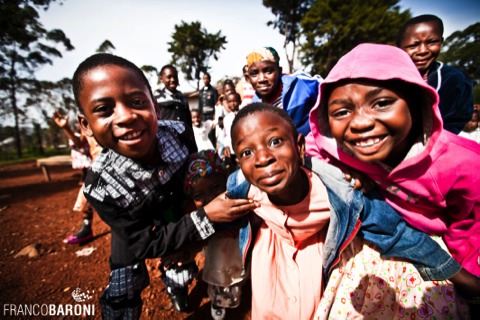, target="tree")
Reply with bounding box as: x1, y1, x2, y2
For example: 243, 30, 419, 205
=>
439, 22, 480, 82
167, 21, 227, 90
263, 0, 314, 73
300, 0, 410, 77
96, 39, 115, 53
0, 0, 74, 157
